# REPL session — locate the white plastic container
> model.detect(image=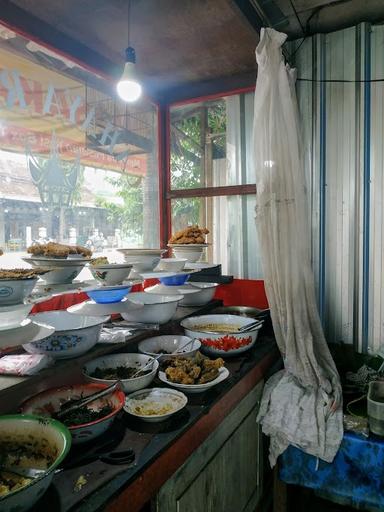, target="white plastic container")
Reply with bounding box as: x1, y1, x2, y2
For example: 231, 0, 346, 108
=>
368, 381, 384, 436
